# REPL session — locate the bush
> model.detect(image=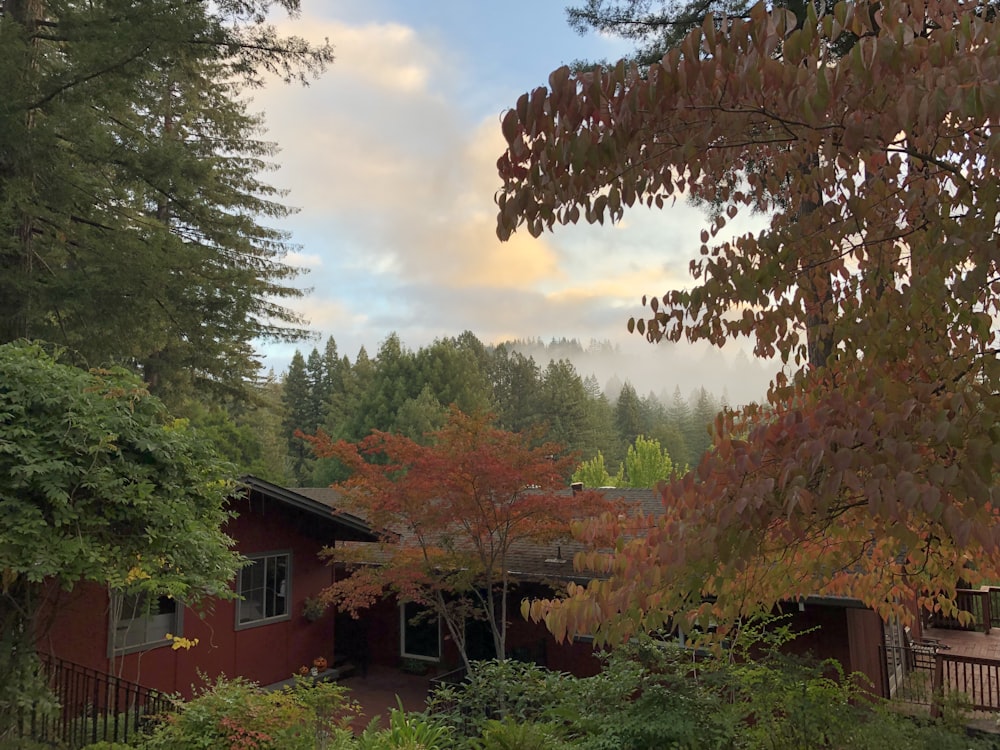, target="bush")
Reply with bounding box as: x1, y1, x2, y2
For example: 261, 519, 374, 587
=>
143, 675, 360, 750
355, 699, 454, 749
